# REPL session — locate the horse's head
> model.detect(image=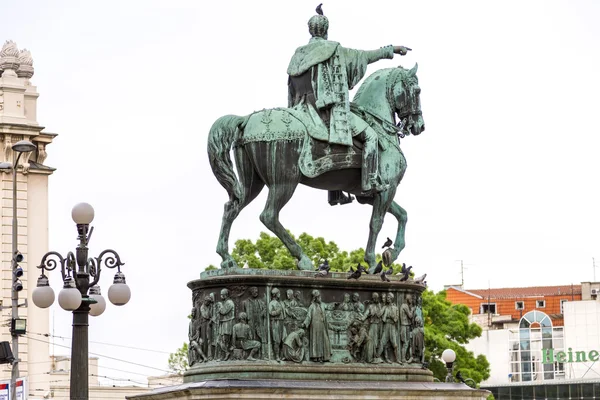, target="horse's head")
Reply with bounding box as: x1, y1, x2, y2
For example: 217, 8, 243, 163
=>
353, 65, 425, 137
392, 64, 425, 136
